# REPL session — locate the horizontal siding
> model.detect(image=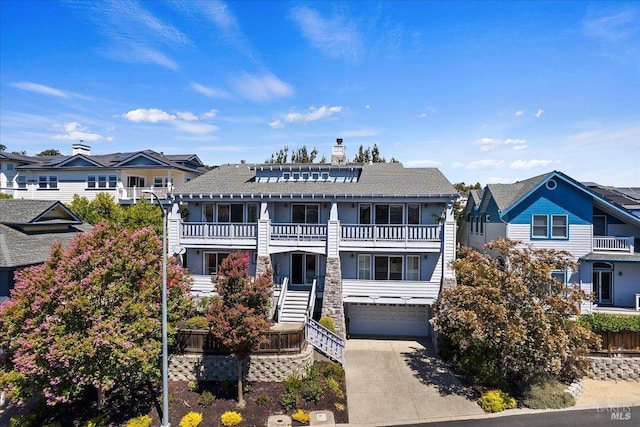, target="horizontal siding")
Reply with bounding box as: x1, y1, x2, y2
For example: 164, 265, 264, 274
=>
342, 279, 440, 303
507, 223, 592, 259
